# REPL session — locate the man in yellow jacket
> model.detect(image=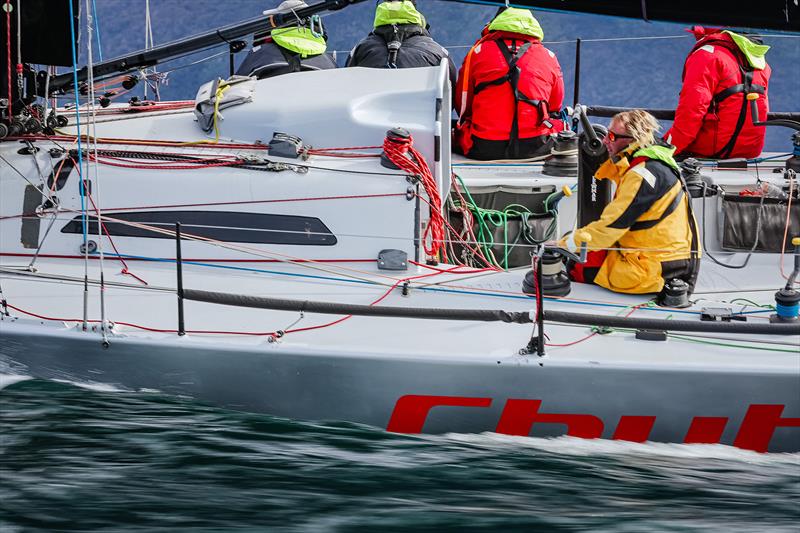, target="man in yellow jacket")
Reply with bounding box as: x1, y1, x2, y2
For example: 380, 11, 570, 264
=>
561, 110, 700, 295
